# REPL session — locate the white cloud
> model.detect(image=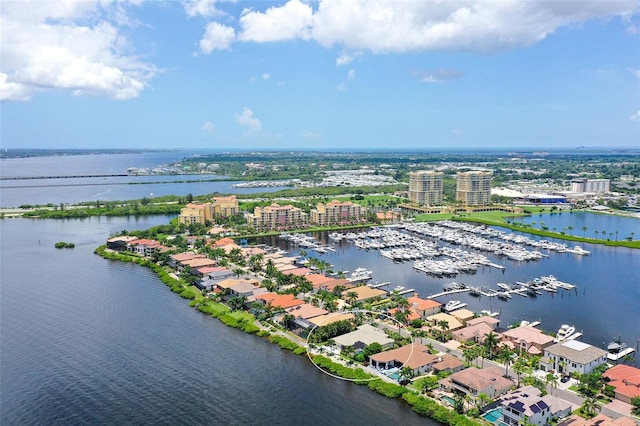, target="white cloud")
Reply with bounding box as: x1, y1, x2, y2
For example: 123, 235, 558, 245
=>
201, 121, 216, 132
235, 107, 263, 134
347, 69, 355, 80
336, 53, 353, 67
238, 0, 314, 42
184, 0, 233, 18
262, 73, 271, 80
630, 69, 640, 79
336, 82, 347, 91
413, 68, 465, 83
0, 1, 156, 101
630, 111, 640, 122
229, 0, 638, 54
200, 22, 236, 53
